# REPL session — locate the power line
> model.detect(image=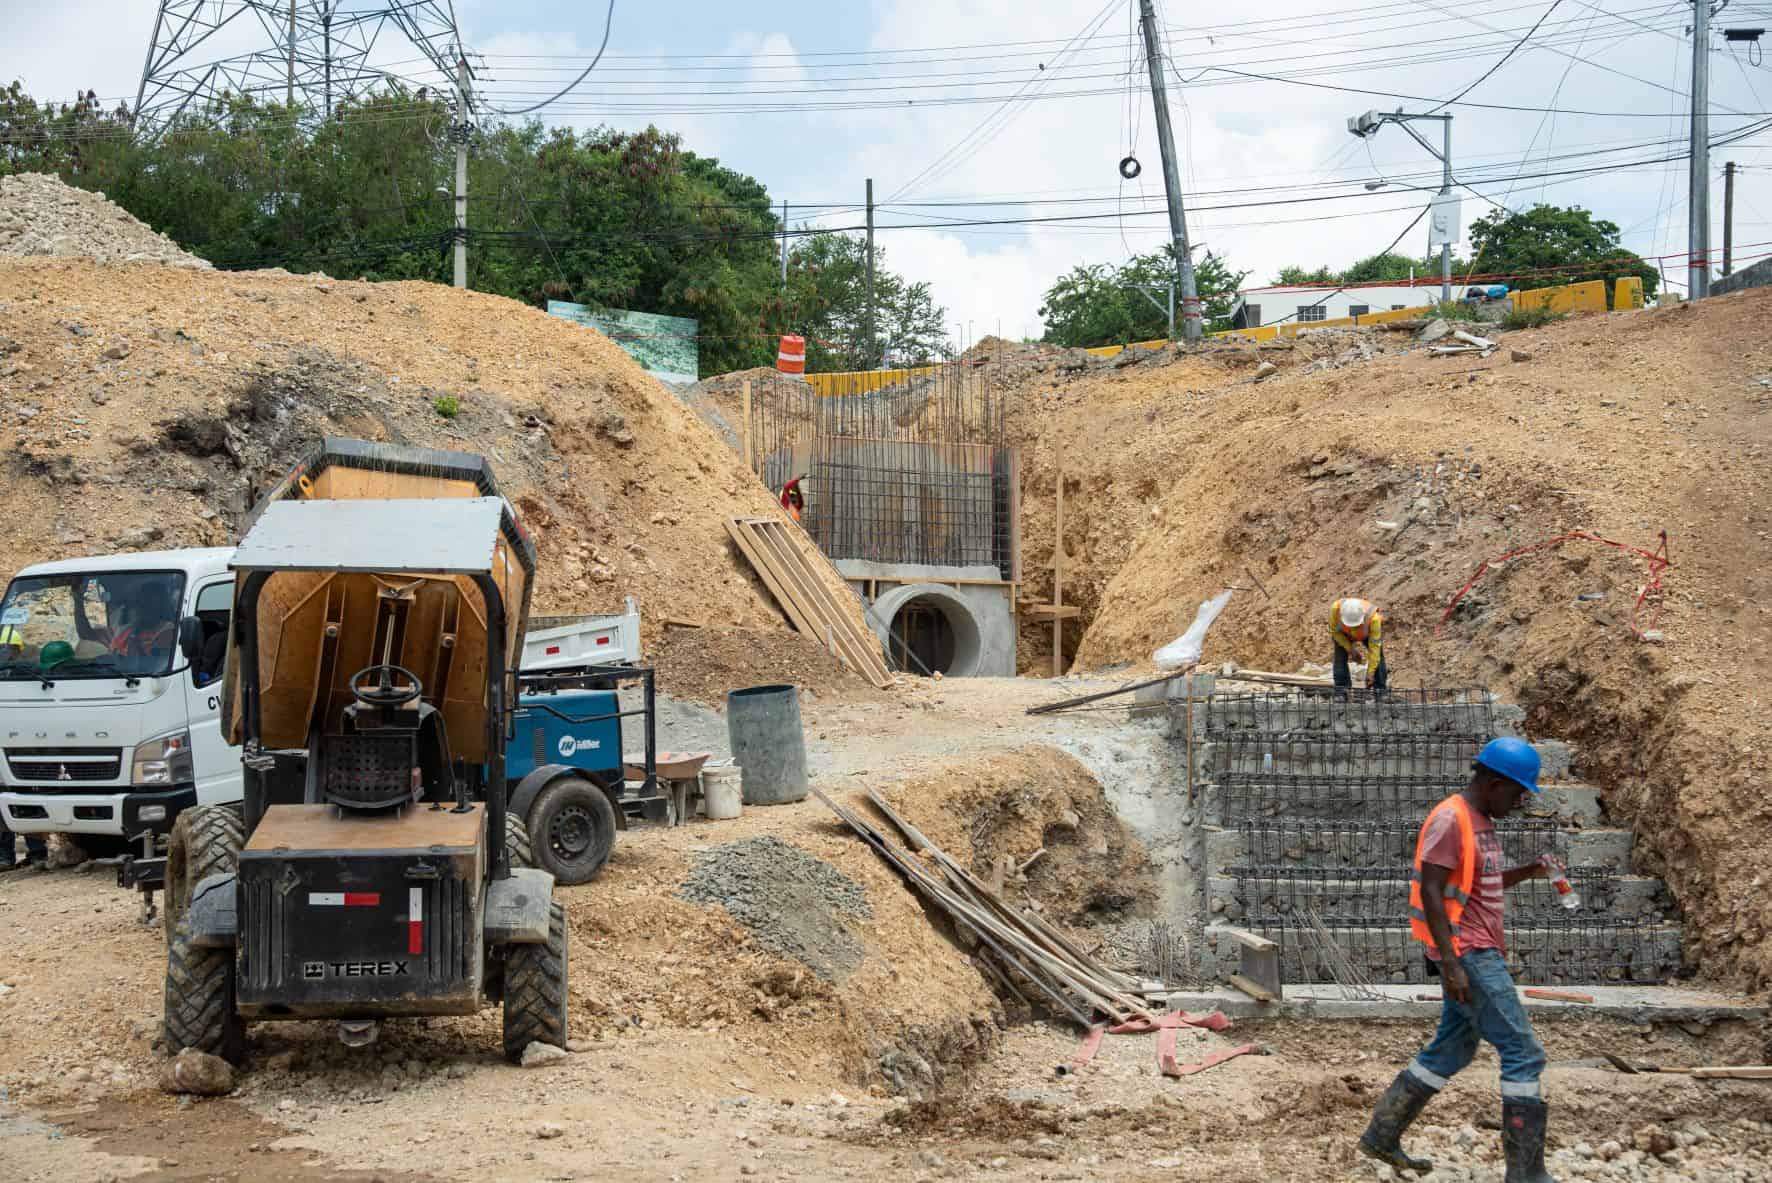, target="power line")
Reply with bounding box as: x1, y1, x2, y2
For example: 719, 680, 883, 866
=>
1428, 0, 1567, 112
484, 0, 616, 117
